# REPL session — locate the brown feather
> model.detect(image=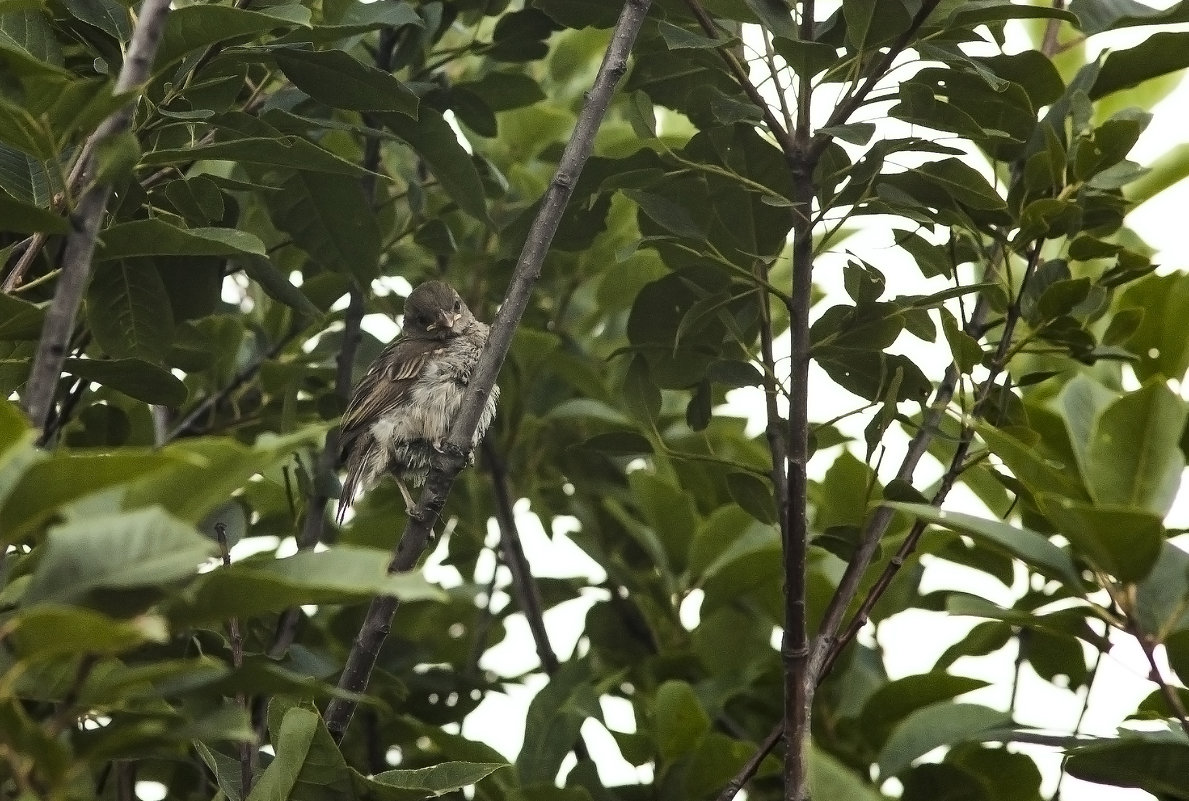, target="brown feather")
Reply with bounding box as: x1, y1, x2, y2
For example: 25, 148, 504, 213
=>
336, 279, 496, 524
